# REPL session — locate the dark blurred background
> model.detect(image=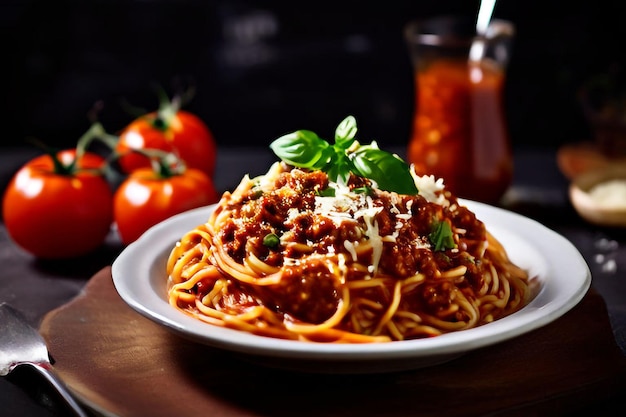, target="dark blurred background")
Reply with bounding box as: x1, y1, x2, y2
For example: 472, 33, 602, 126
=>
2, 0, 626, 152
